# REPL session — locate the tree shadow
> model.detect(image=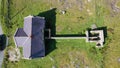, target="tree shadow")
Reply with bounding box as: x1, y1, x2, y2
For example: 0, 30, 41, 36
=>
0, 34, 7, 51
37, 8, 57, 56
